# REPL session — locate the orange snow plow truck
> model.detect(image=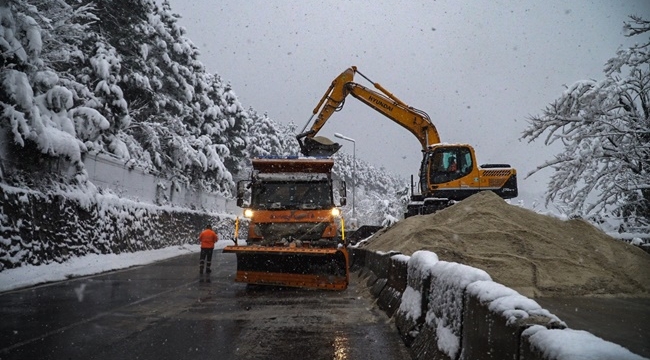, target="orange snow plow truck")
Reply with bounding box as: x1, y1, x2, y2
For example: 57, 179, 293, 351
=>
222, 155, 349, 290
